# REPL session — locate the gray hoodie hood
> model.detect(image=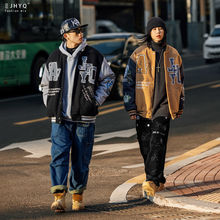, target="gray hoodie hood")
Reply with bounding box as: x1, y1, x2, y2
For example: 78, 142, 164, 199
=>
59, 39, 87, 57
59, 39, 87, 120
